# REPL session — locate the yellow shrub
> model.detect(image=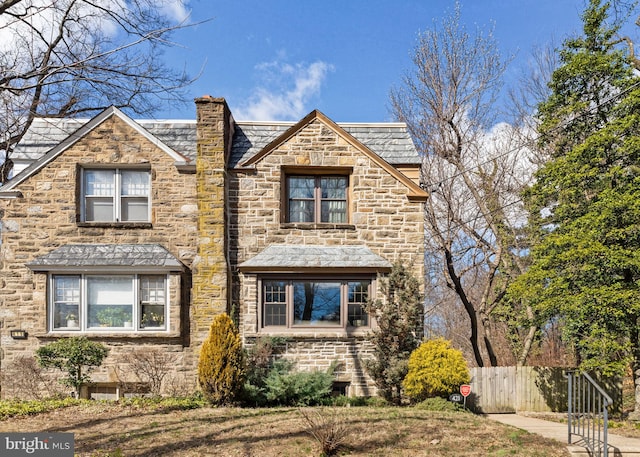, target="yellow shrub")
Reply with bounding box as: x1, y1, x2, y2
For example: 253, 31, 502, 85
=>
198, 313, 245, 405
403, 338, 470, 401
